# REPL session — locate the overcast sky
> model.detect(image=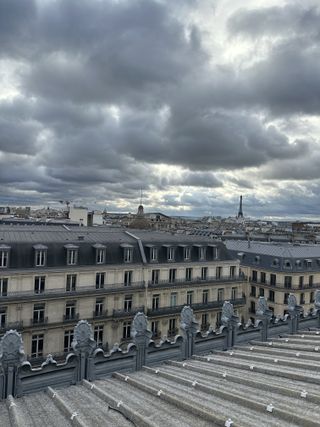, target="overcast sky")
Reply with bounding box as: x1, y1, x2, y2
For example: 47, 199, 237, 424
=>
1, 0, 320, 218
